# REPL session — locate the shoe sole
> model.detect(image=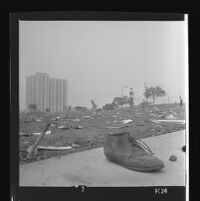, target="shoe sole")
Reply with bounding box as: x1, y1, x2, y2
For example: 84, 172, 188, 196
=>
106, 157, 164, 172
124, 163, 165, 172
